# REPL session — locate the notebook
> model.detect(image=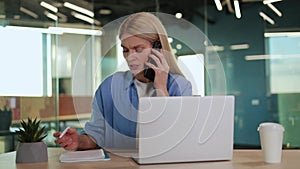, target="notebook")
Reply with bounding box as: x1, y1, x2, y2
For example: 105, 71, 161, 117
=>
59, 149, 110, 162
133, 95, 235, 164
